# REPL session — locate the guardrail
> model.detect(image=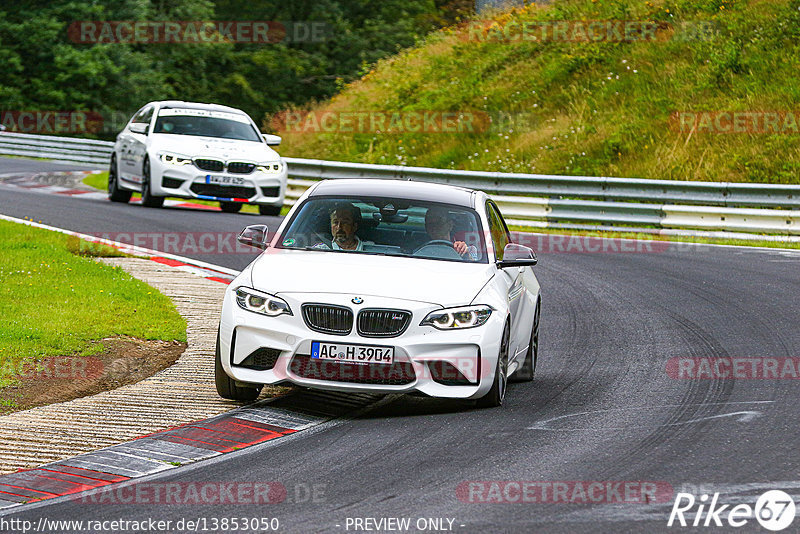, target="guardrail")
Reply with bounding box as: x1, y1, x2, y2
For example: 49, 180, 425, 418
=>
284, 158, 800, 235
284, 158, 800, 209
0, 131, 113, 165
1, 132, 797, 235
